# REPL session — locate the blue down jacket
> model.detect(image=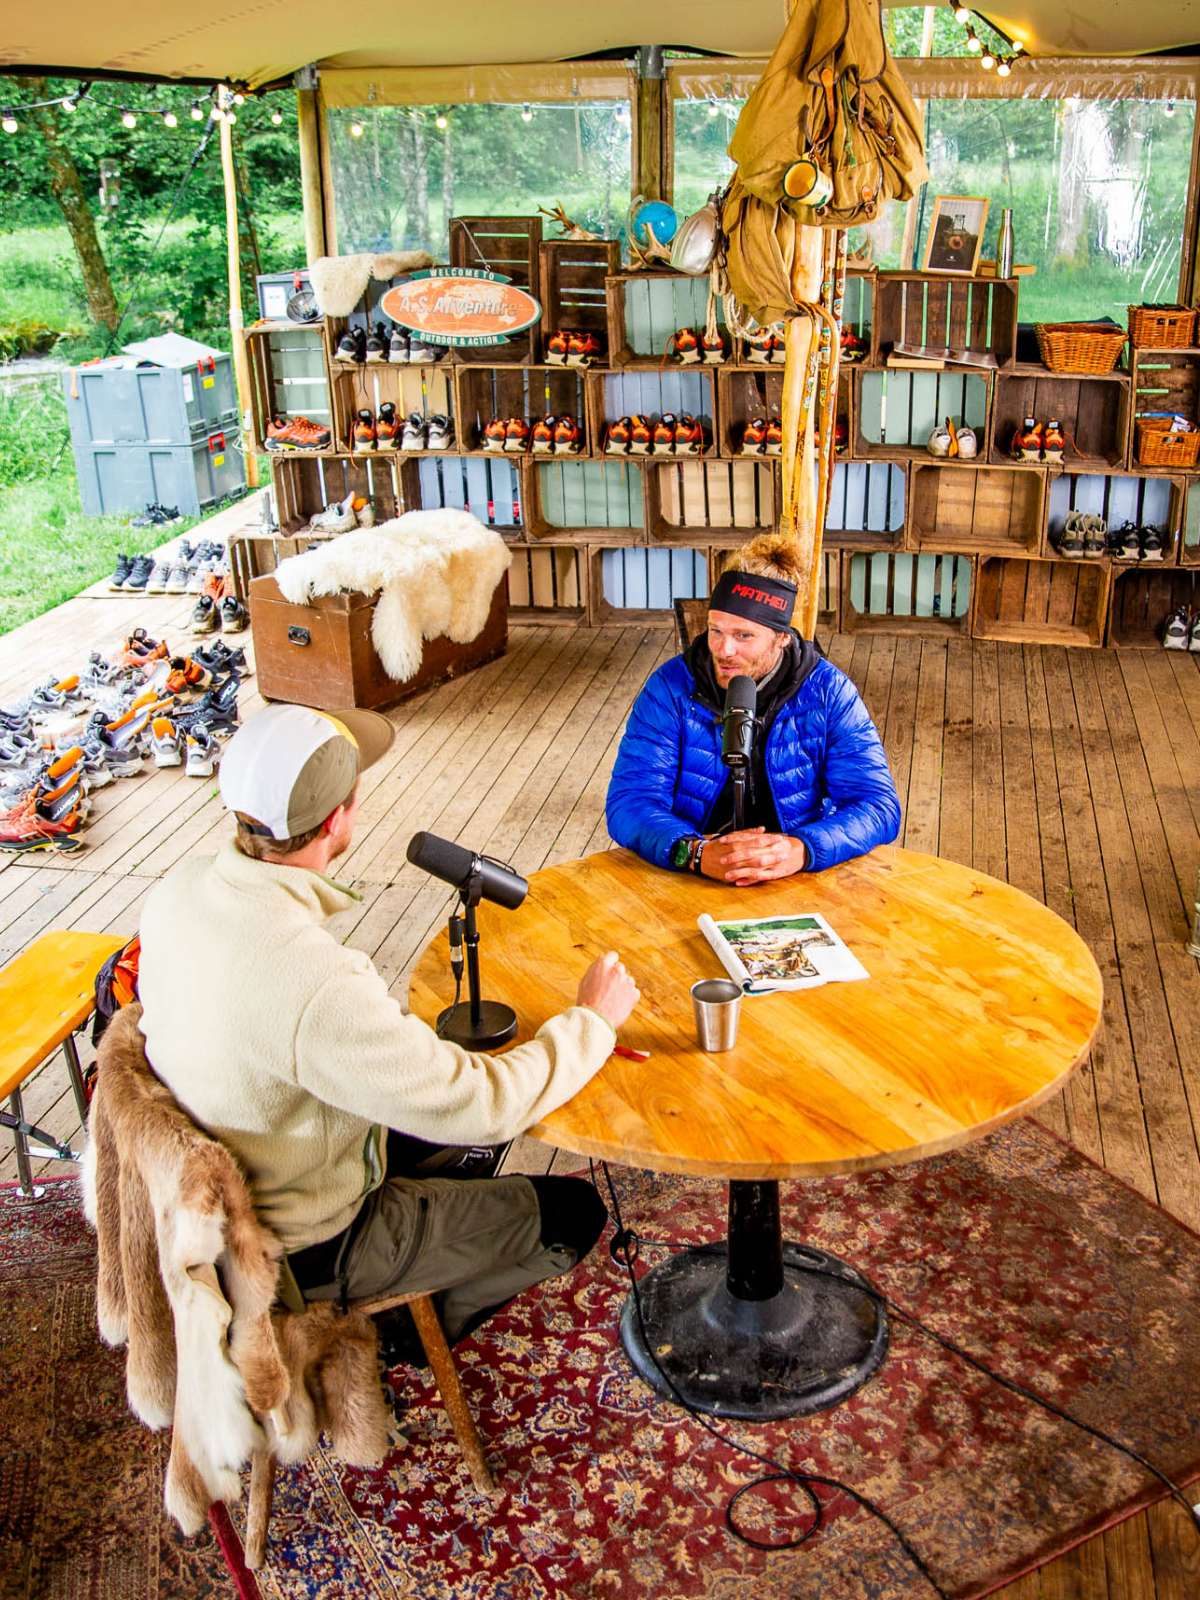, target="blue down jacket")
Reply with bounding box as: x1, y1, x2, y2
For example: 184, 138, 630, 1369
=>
606, 646, 901, 873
